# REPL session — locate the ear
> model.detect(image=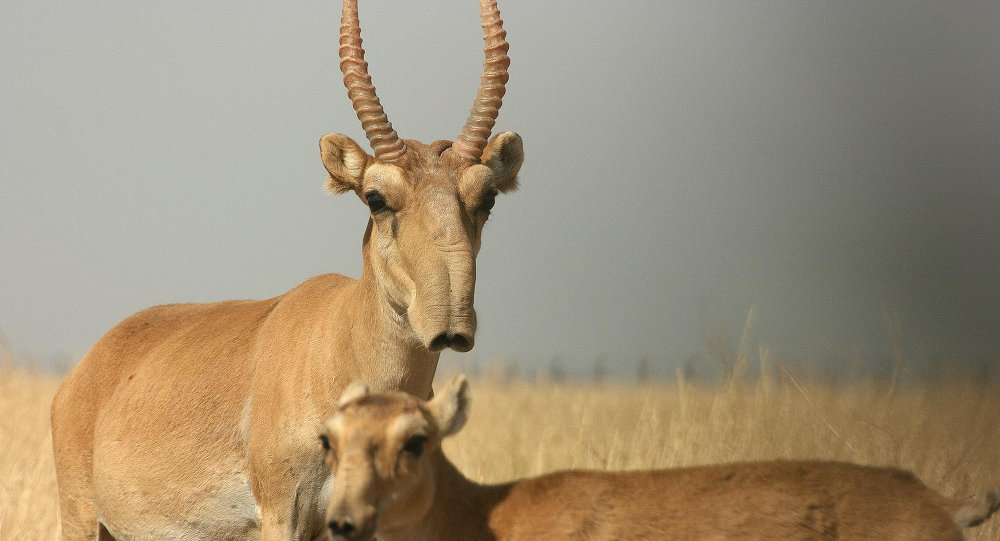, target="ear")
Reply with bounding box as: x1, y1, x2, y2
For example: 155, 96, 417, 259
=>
320, 134, 371, 195
481, 132, 523, 193
428, 374, 471, 437
337, 380, 370, 407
